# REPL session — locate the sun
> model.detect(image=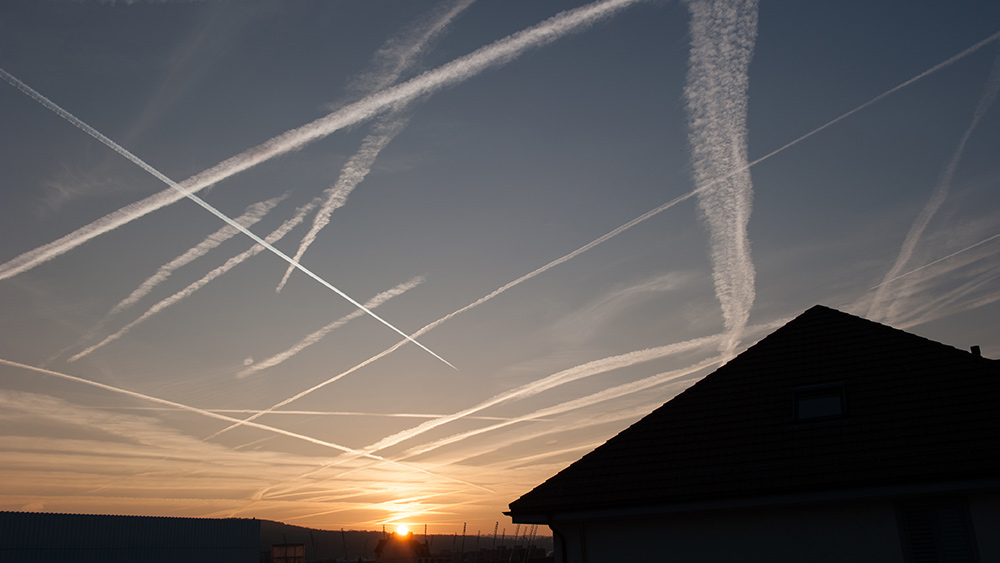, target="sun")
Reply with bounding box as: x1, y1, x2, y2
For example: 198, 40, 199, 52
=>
396, 525, 409, 536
